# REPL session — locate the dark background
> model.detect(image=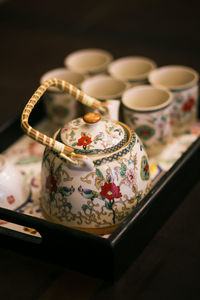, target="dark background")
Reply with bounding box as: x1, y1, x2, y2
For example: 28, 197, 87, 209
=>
1, 0, 200, 299
0, 0, 200, 125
